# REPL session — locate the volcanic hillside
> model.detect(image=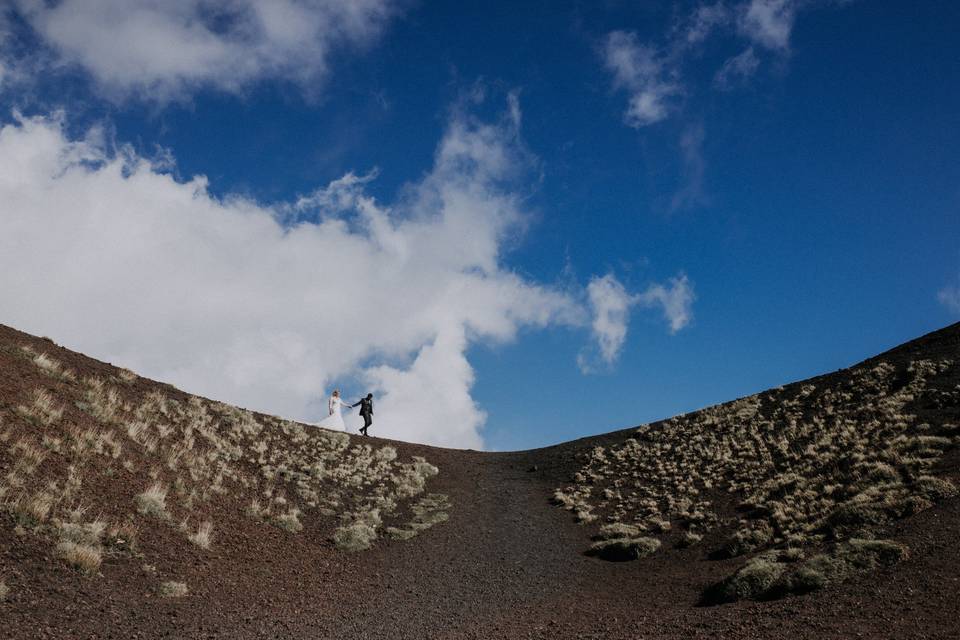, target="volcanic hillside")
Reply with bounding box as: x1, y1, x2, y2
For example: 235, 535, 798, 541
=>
0, 322, 958, 639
